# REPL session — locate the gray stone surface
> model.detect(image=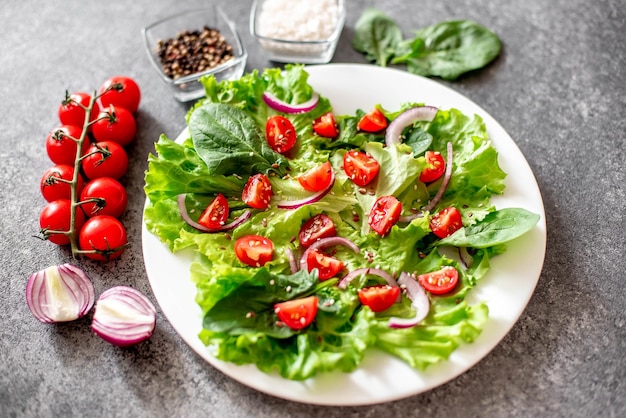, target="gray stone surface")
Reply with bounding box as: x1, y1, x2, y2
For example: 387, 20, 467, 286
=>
1, 0, 624, 416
